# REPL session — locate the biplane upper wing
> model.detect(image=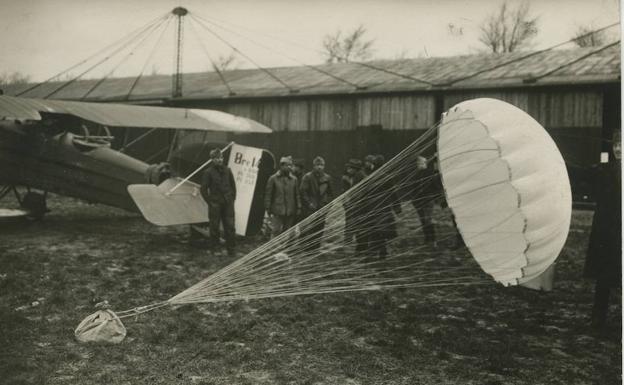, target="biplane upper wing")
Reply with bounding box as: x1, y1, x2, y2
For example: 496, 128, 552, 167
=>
0, 95, 272, 133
